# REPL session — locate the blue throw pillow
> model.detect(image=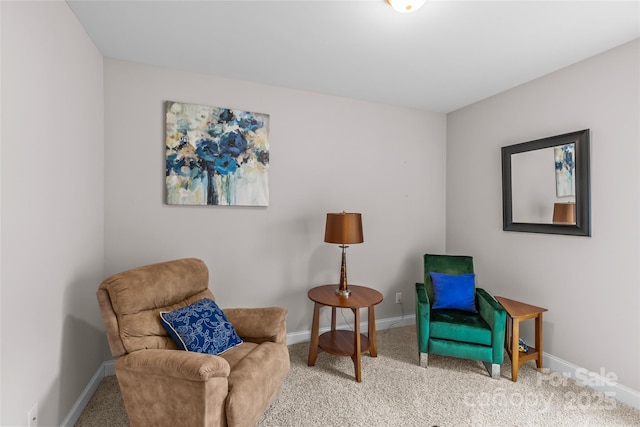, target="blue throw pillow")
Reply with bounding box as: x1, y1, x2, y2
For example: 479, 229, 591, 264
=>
430, 272, 477, 312
160, 298, 243, 355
